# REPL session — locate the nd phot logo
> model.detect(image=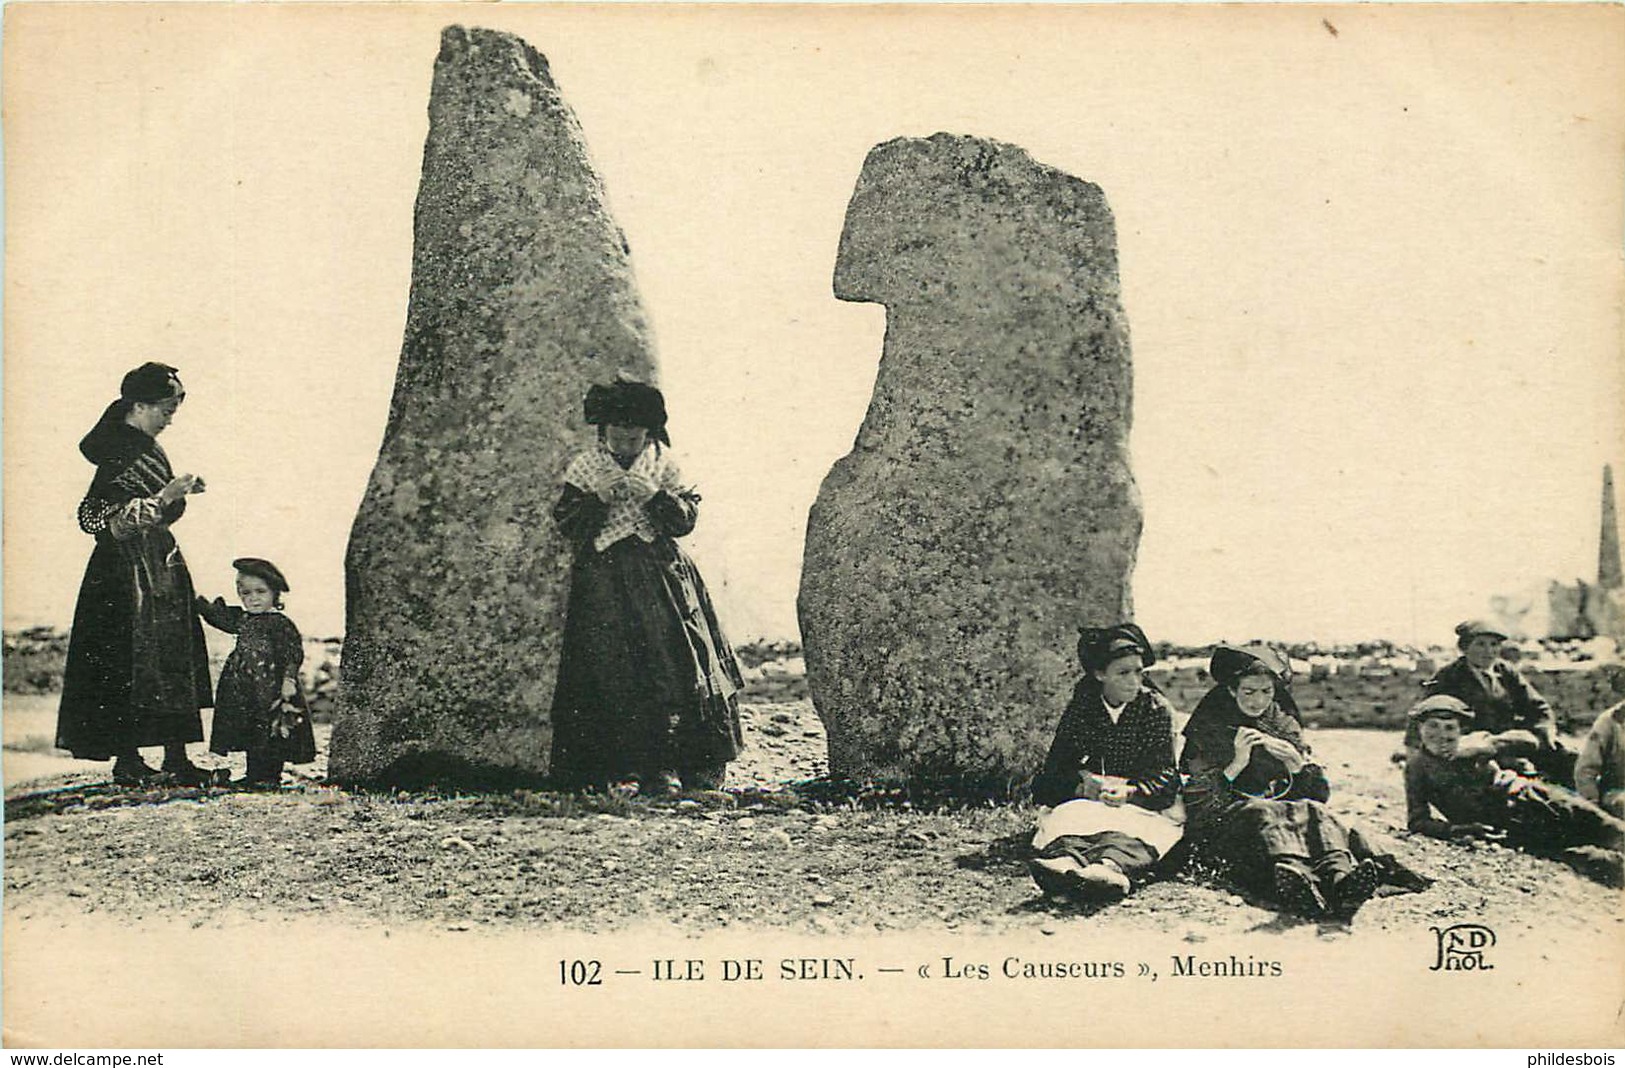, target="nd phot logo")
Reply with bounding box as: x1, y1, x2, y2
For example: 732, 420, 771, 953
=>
1429, 923, 1497, 971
